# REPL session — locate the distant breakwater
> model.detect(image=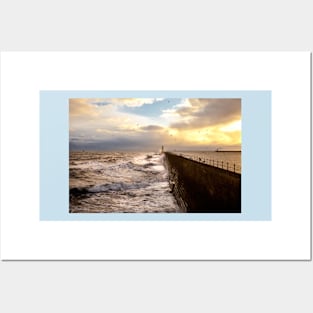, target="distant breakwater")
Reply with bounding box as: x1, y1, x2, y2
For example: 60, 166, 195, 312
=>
164, 152, 241, 213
